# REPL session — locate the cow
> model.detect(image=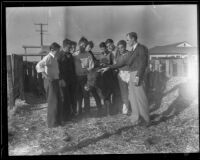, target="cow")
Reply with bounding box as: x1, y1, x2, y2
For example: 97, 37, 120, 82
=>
84, 67, 119, 116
